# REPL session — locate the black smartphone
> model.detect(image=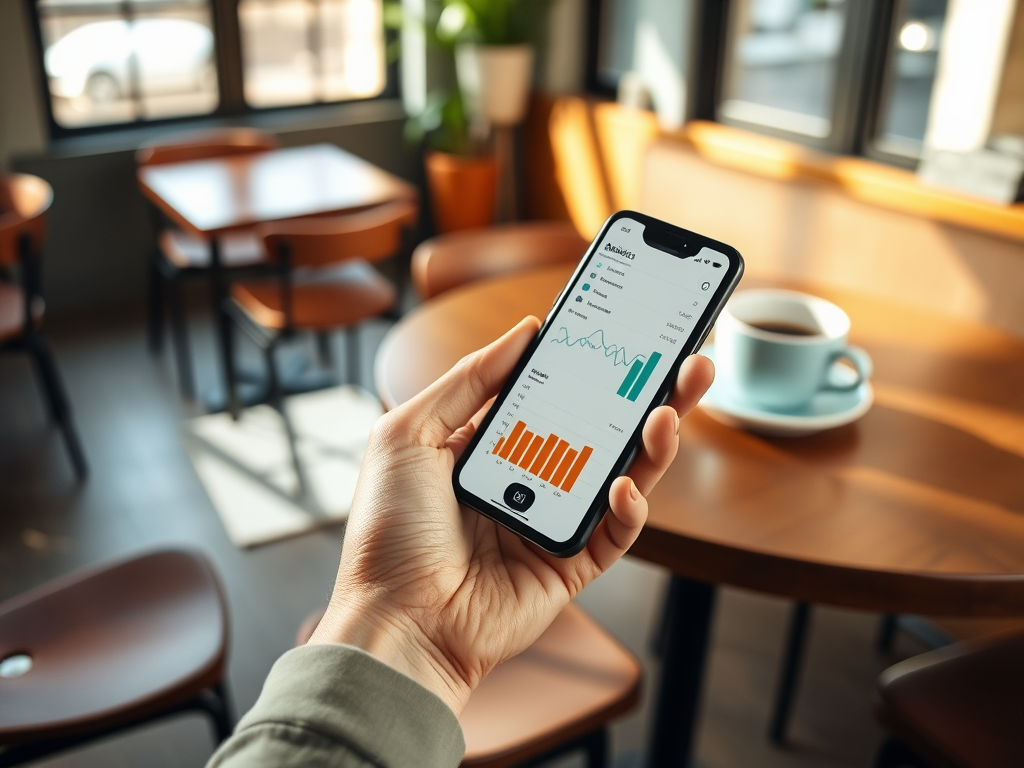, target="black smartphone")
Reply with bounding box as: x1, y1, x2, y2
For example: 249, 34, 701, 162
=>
452, 211, 744, 557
